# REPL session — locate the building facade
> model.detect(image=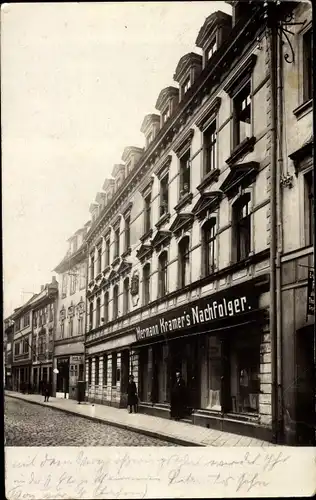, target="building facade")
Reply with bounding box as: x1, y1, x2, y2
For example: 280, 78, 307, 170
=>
4, 315, 14, 390
30, 278, 59, 393
11, 300, 34, 392
82, 4, 282, 441
53, 226, 88, 399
